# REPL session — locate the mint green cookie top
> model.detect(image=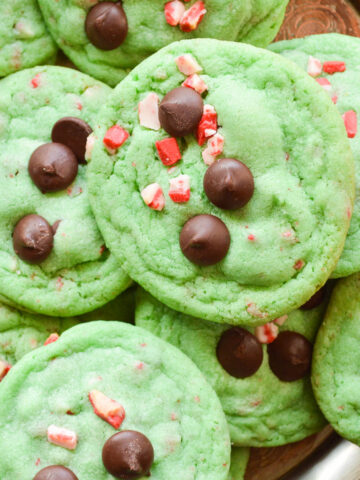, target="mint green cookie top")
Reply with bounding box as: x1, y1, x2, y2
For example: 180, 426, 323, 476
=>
0, 321, 231, 479
312, 273, 360, 446
0, 288, 135, 369
229, 448, 249, 480
0, 66, 131, 317
37, 0, 288, 86
0, 0, 57, 77
88, 39, 354, 326
270, 33, 360, 278
135, 288, 327, 446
